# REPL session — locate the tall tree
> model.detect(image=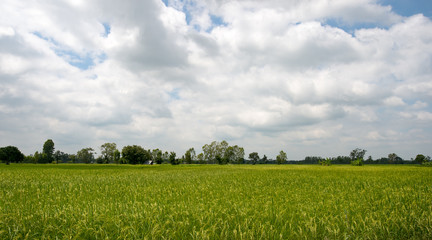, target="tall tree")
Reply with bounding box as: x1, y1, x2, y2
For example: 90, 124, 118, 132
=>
197, 153, 205, 164
152, 149, 163, 164
365, 156, 373, 164
388, 153, 403, 164
169, 151, 178, 165
163, 151, 170, 163
276, 151, 287, 165
350, 148, 366, 161
234, 146, 245, 164
217, 140, 229, 162
224, 146, 235, 164
113, 150, 121, 164
249, 152, 260, 165
415, 154, 427, 164
202, 141, 244, 164
202, 141, 218, 163
121, 145, 151, 164
69, 154, 77, 163
0, 146, 24, 165
215, 155, 225, 164
184, 148, 196, 164
54, 150, 69, 164
100, 143, 117, 164
43, 139, 55, 163
77, 148, 95, 164
34, 151, 42, 164
261, 154, 268, 164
